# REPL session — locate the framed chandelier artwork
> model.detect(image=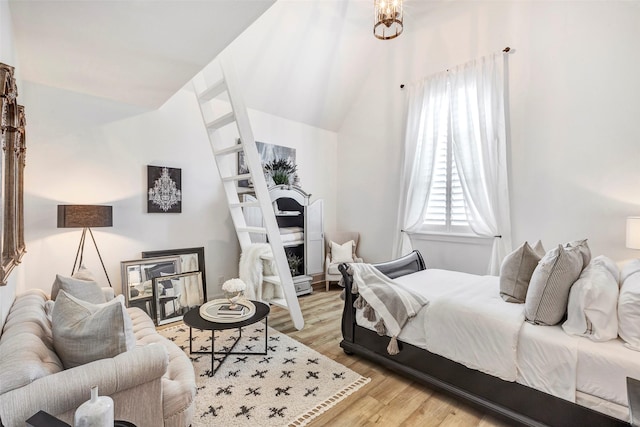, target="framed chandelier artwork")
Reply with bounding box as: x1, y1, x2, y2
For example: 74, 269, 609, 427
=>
147, 165, 182, 213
